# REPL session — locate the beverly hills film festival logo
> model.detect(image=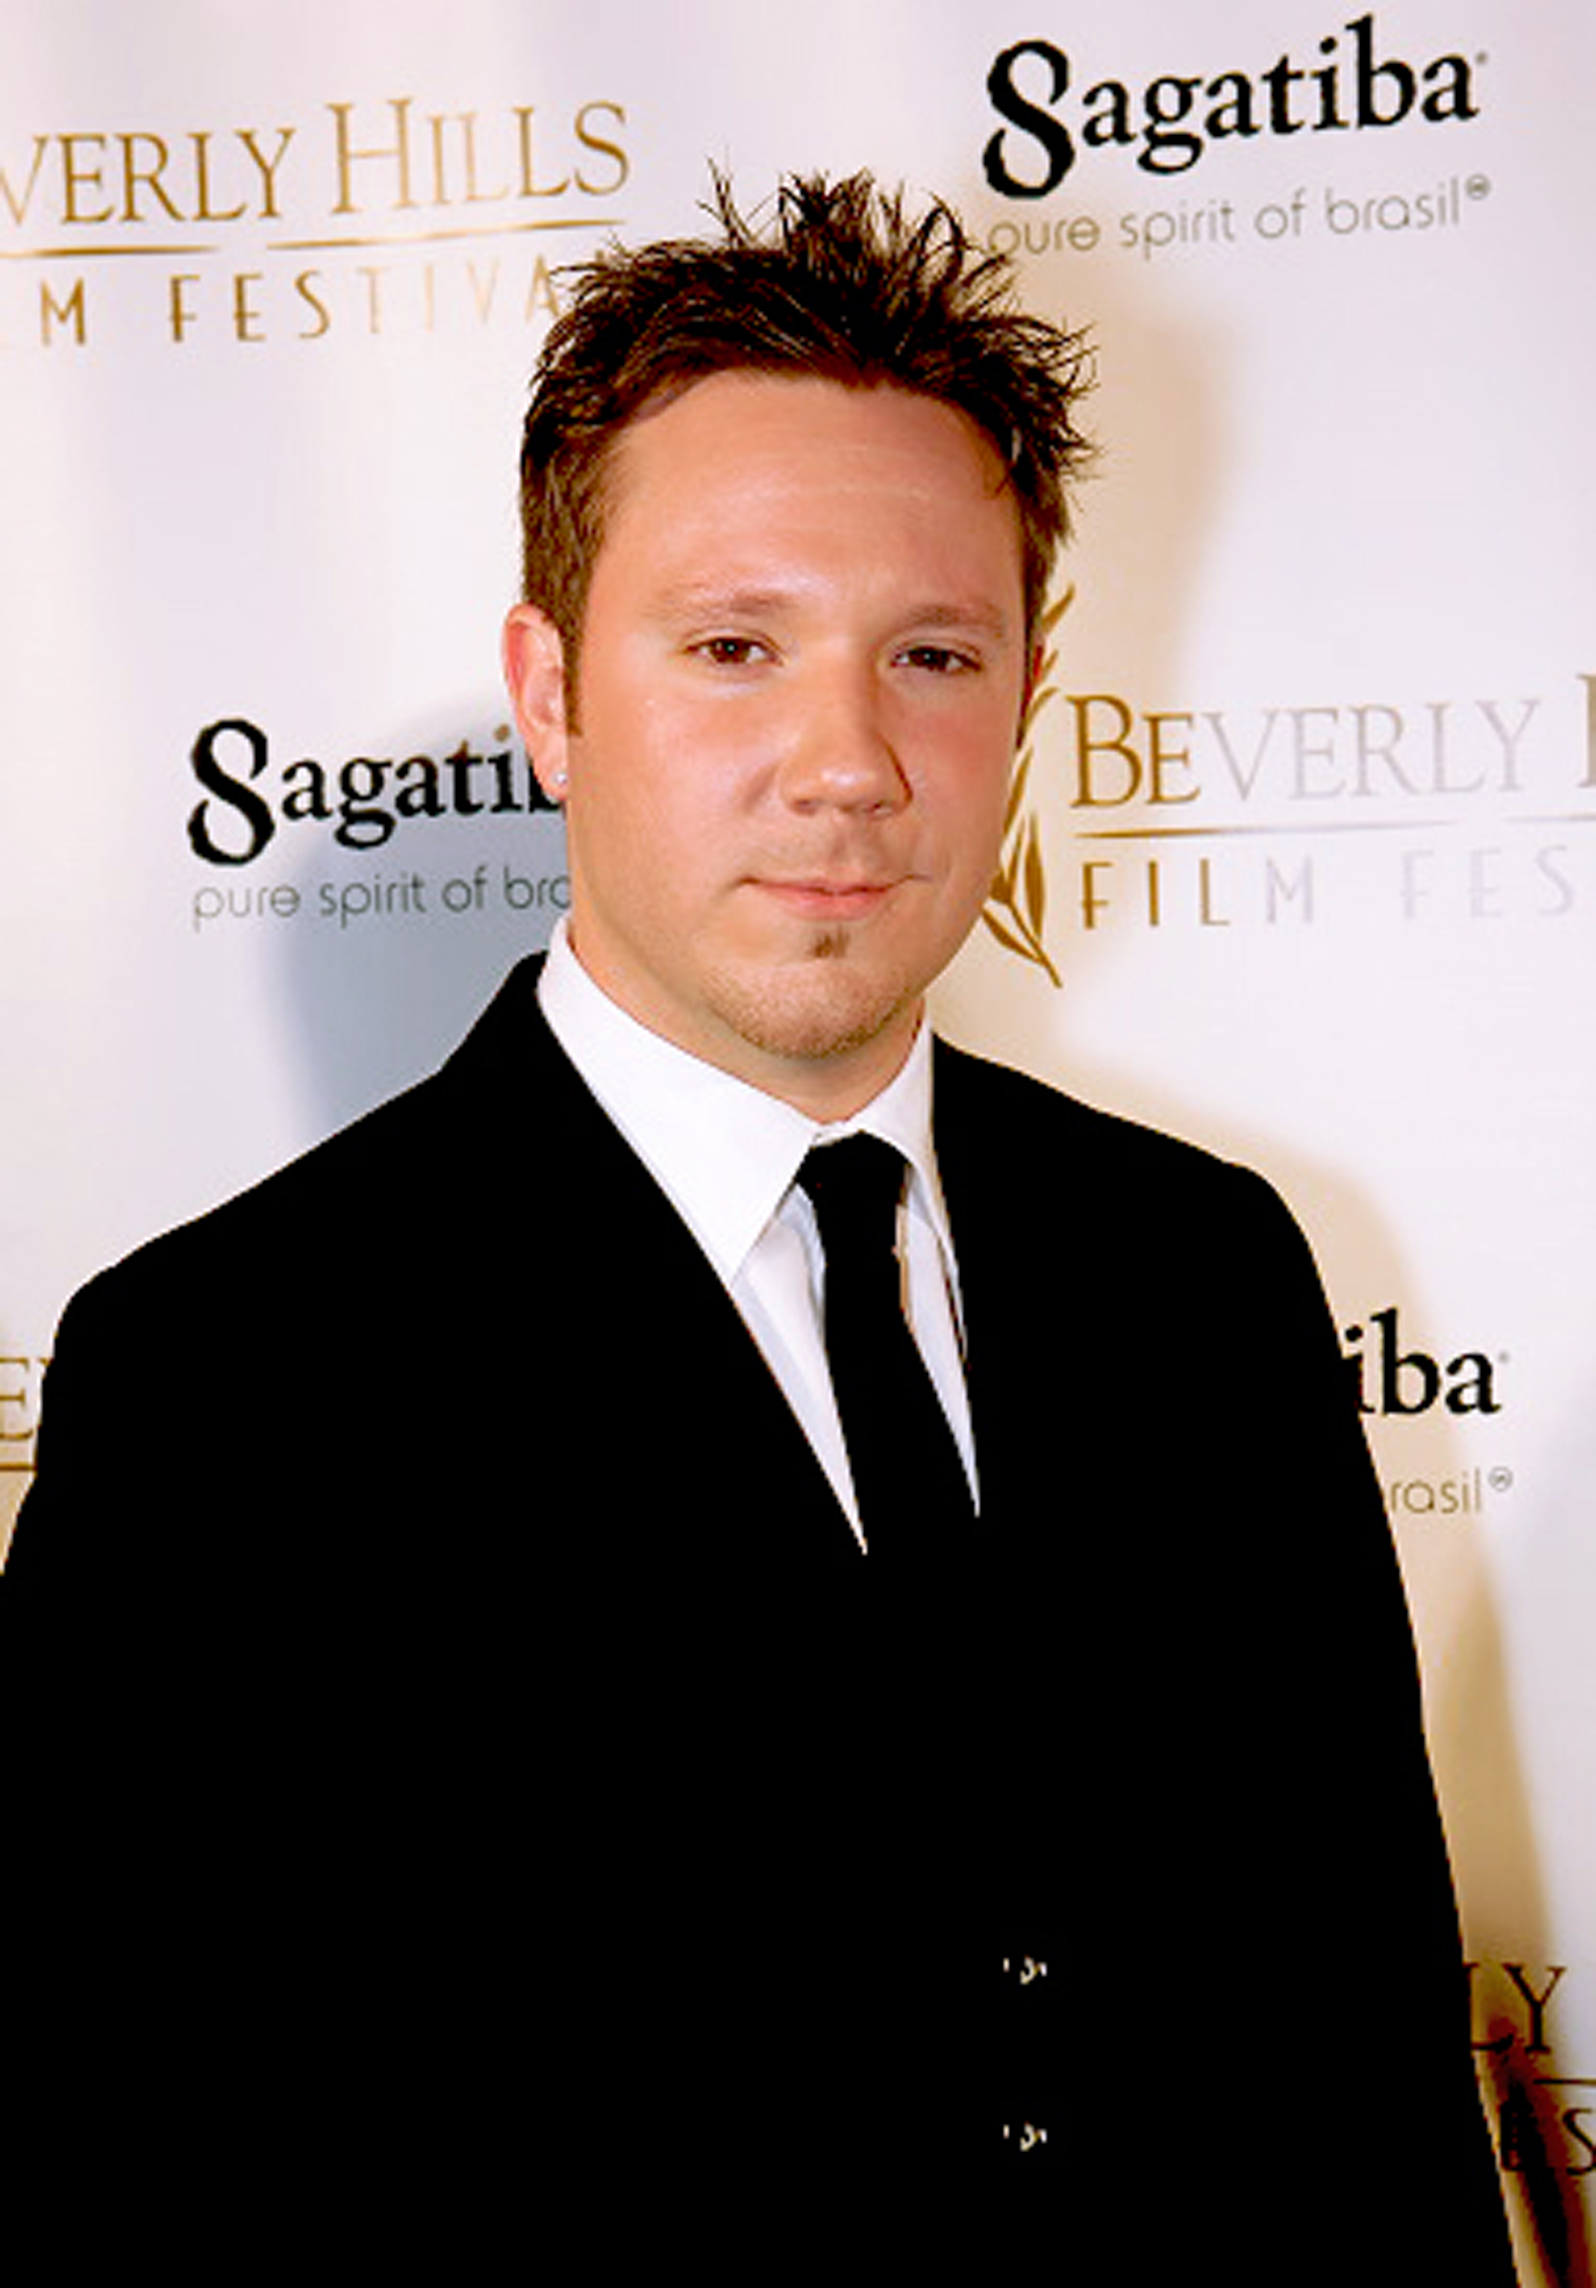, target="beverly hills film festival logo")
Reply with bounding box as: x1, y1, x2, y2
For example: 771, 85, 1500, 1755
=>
0, 90, 628, 351
983, 597, 1596, 971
